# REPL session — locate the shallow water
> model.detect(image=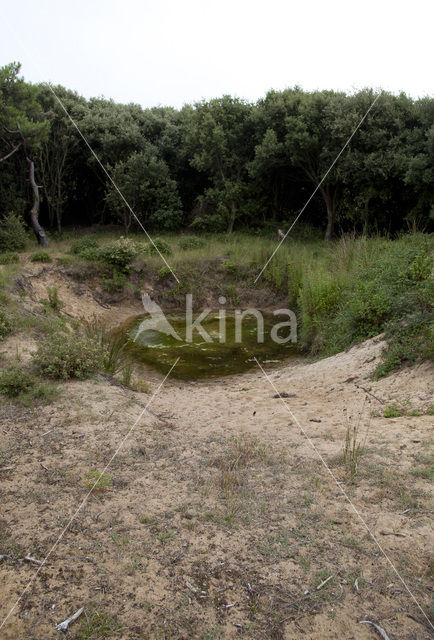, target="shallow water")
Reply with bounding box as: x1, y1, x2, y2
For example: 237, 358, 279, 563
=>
117, 312, 298, 380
